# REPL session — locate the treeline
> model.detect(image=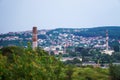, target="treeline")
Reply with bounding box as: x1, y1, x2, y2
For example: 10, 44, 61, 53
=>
0, 40, 30, 47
